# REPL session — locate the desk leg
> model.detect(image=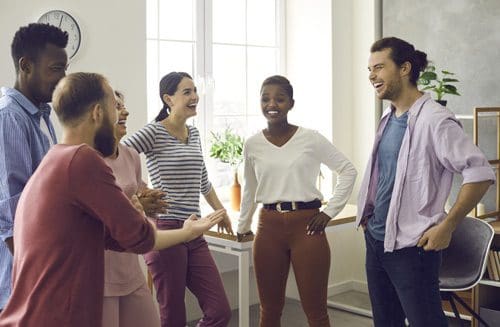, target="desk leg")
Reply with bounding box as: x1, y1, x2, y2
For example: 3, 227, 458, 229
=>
238, 251, 250, 327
